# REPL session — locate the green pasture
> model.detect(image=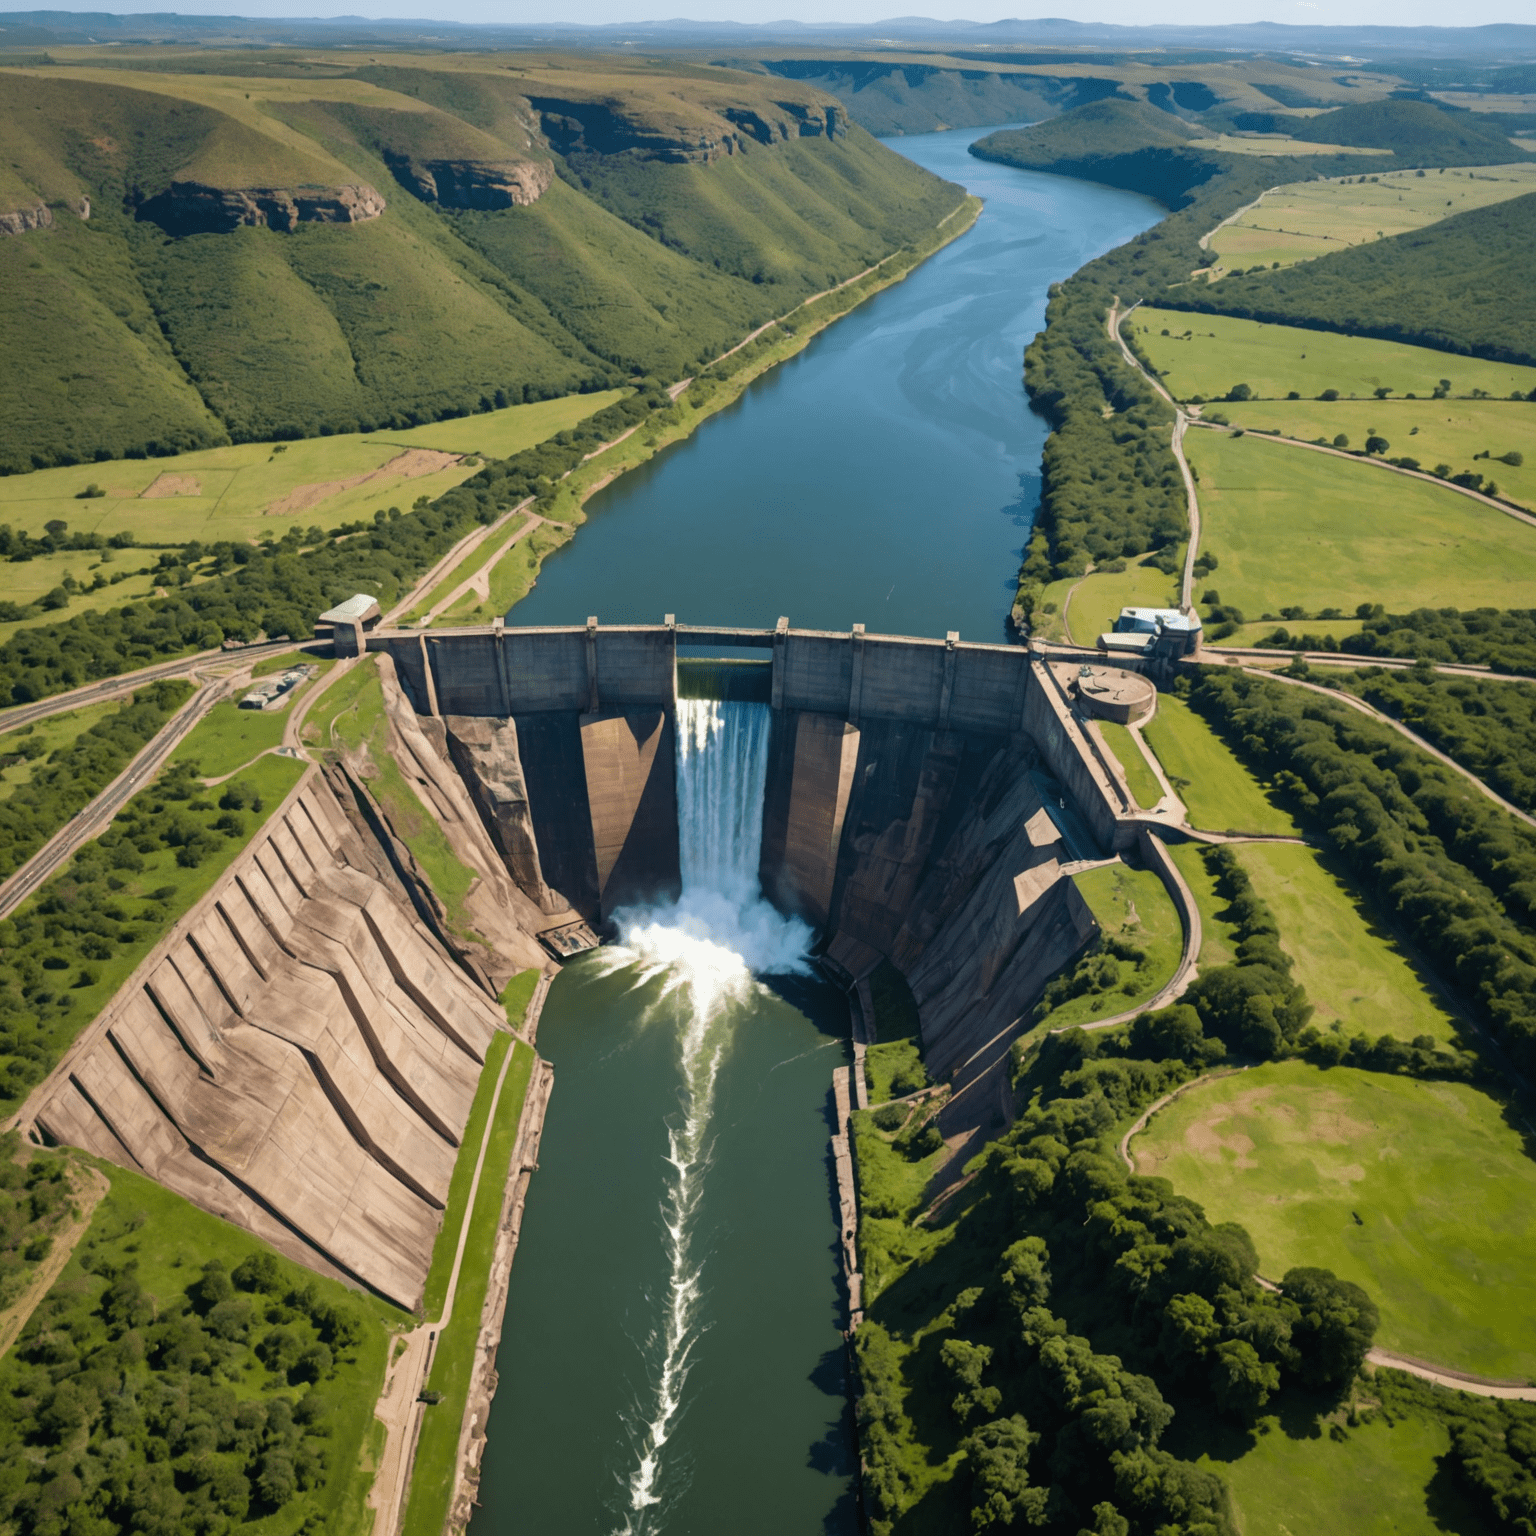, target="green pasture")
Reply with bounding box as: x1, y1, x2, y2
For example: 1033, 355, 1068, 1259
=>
404, 1041, 535, 1536
1206, 616, 1367, 651
1189, 133, 1392, 159
403, 512, 532, 624
1134, 307, 1536, 402
1062, 553, 1182, 646
1221, 397, 1536, 510
1191, 1407, 1496, 1536
1167, 842, 1241, 970
1207, 162, 1536, 273
0, 391, 624, 544
1134, 1061, 1536, 1381
1141, 695, 1301, 835
0, 550, 158, 648
0, 698, 118, 802
1237, 842, 1464, 1046
1185, 430, 1536, 616
1098, 720, 1163, 809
